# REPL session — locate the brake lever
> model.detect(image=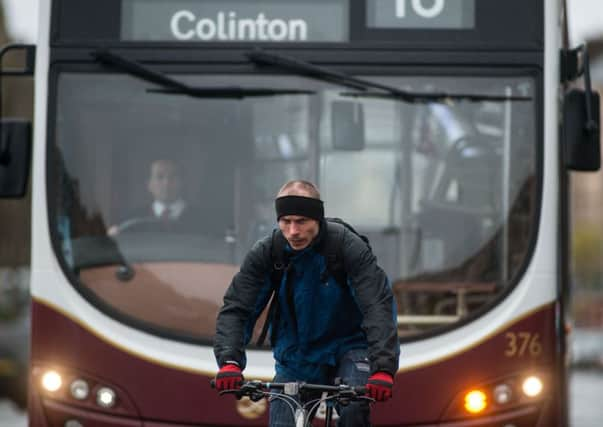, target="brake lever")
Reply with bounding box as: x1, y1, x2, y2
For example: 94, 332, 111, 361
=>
249, 391, 266, 402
